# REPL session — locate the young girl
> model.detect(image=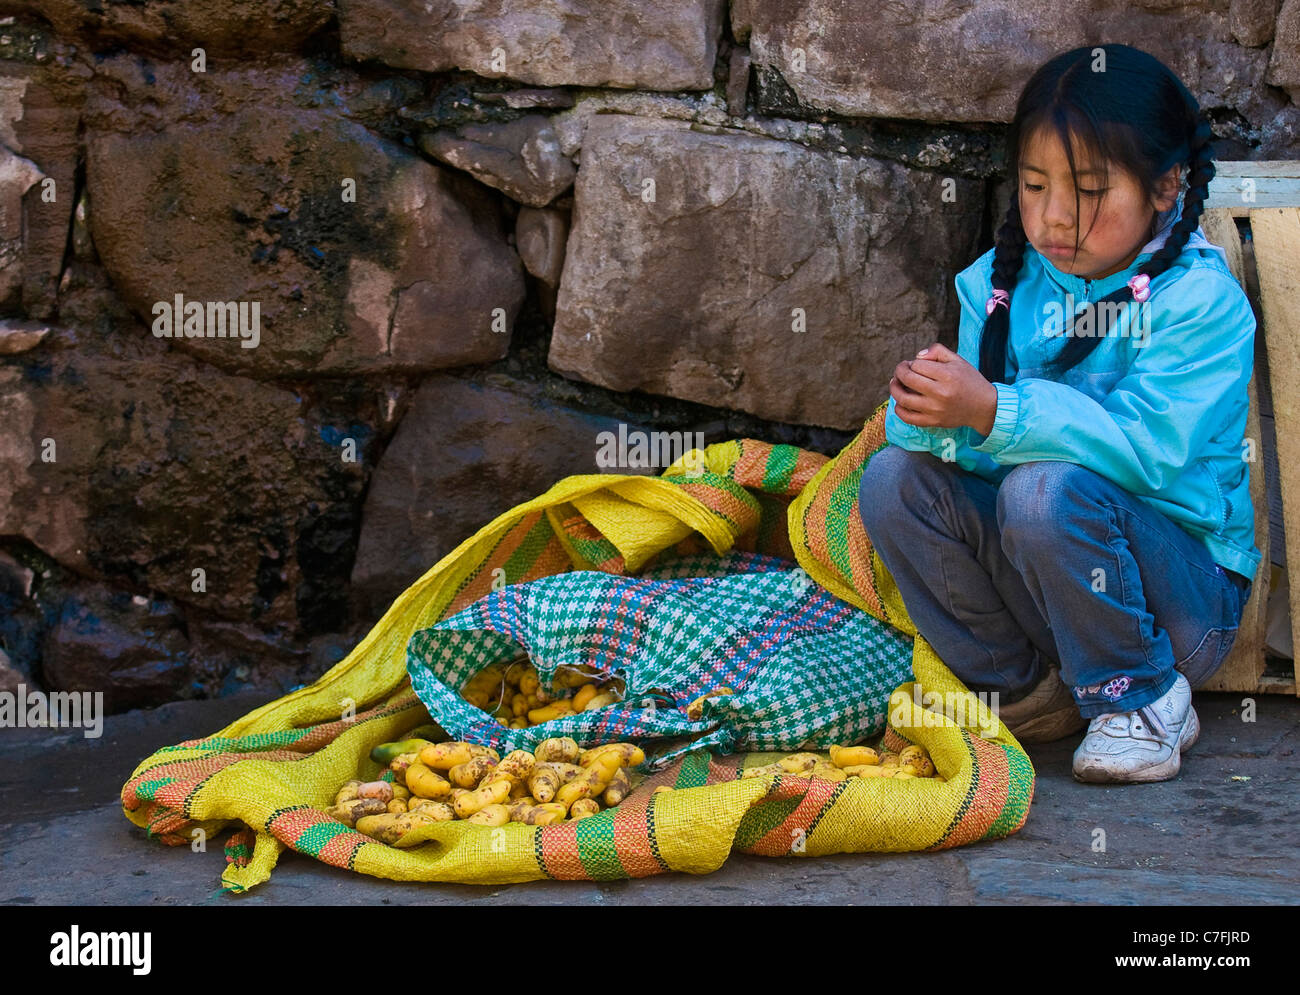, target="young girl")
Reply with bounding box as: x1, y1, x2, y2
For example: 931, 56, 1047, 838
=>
858, 44, 1259, 785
